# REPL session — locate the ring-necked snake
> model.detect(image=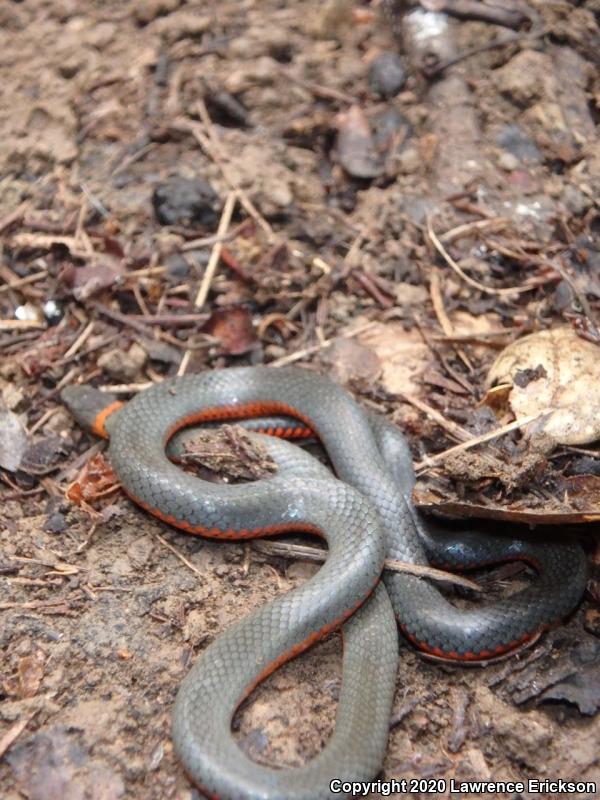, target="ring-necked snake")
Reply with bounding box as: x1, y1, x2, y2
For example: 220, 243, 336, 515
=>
62, 367, 587, 800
